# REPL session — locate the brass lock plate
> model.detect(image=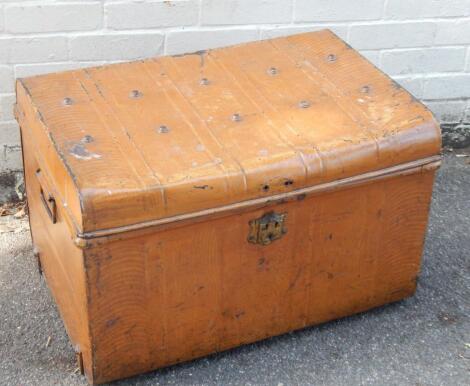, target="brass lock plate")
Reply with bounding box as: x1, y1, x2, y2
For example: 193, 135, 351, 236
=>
248, 212, 287, 245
